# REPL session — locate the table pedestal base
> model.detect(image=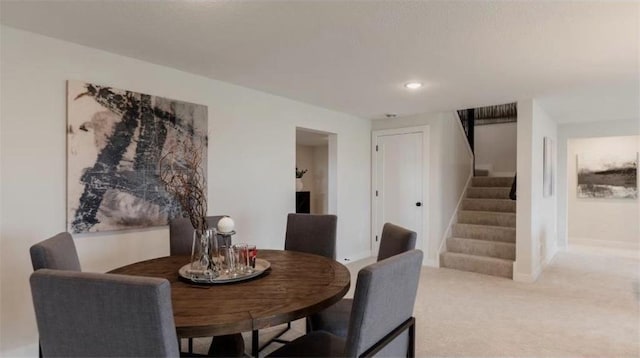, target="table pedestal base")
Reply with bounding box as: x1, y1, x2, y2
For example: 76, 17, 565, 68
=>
208, 334, 245, 357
